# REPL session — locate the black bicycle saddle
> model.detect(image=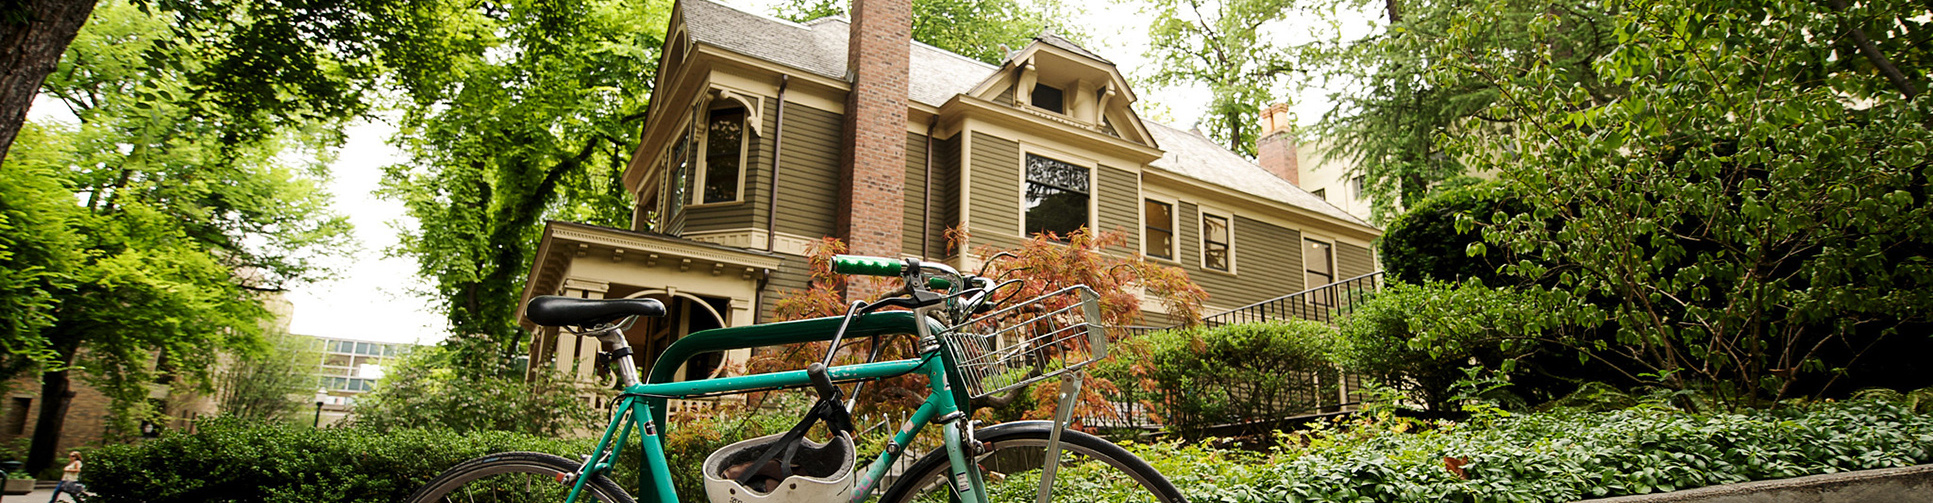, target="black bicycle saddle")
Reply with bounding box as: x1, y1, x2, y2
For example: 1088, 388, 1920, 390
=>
526, 296, 667, 327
